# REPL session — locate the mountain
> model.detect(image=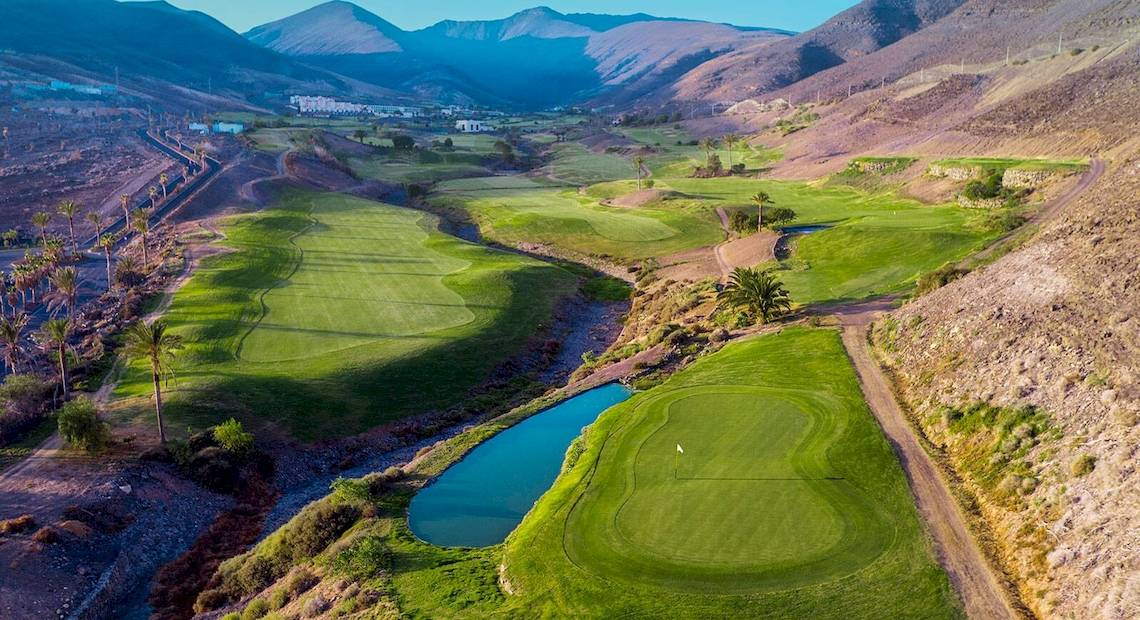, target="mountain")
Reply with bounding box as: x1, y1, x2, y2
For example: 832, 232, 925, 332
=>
243, 2, 792, 108
246, 1, 405, 55
660, 0, 966, 102
0, 0, 373, 105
